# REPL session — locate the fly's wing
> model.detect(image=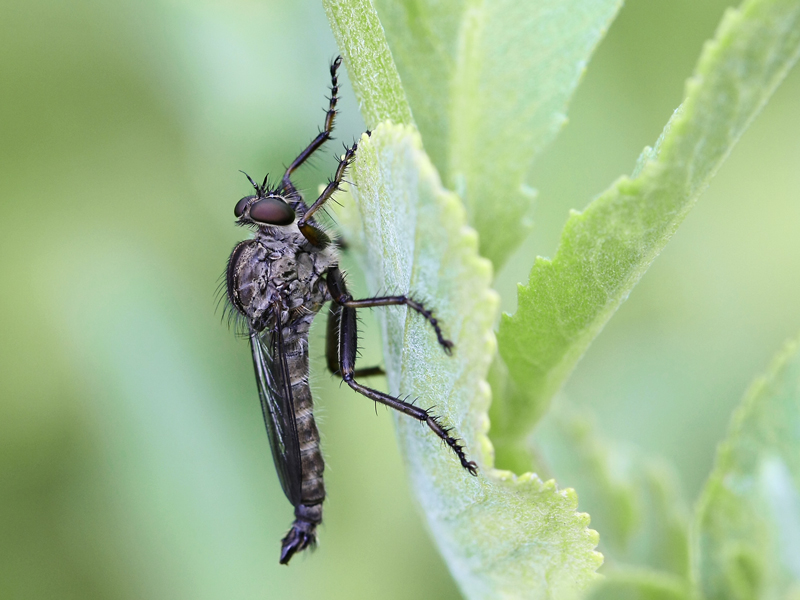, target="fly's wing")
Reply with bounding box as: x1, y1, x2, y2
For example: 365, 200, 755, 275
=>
249, 319, 303, 507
